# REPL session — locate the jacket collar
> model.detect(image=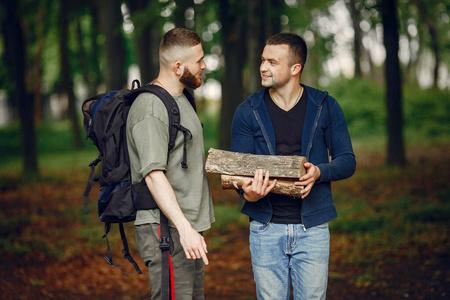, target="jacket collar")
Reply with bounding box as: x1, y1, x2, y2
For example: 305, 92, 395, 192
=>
247, 85, 328, 108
